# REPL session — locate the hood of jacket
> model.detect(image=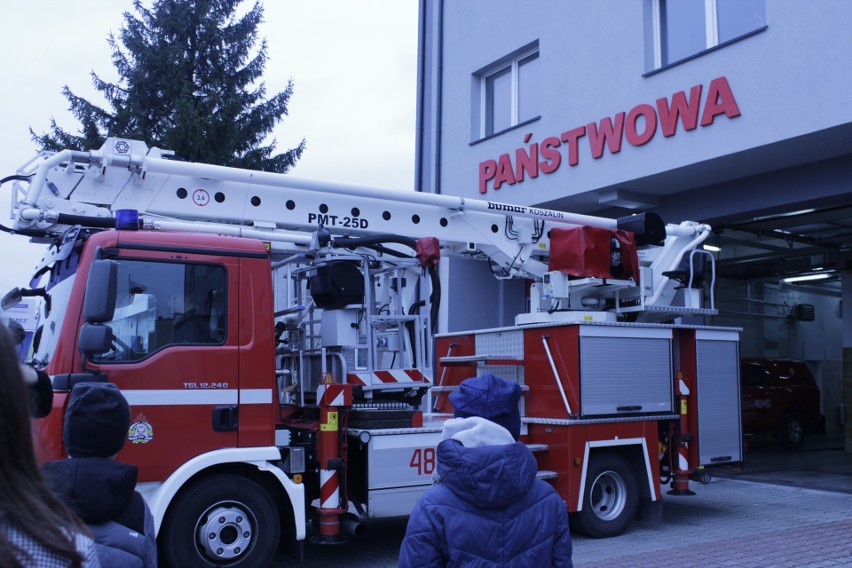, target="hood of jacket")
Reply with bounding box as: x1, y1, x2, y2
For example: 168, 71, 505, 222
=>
436, 417, 538, 510
42, 457, 138, 525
